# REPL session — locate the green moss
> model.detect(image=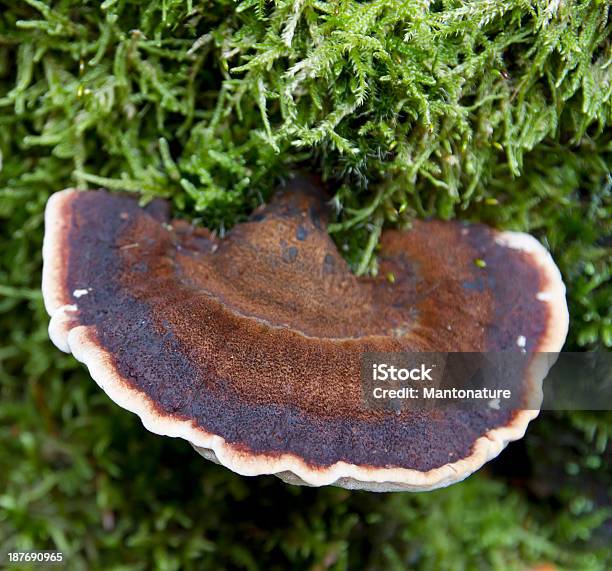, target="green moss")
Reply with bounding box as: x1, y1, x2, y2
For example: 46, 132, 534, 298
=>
1, 0, 609, 345
0, 1, 610, 568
